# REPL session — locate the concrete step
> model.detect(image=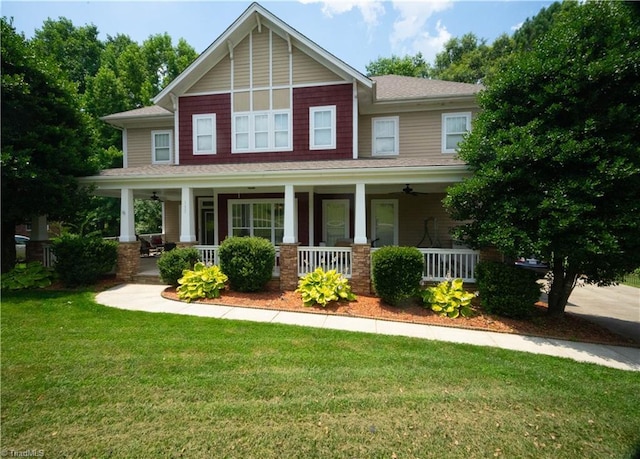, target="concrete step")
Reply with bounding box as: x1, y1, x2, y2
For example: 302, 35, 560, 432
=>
132, 274, 167, 285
